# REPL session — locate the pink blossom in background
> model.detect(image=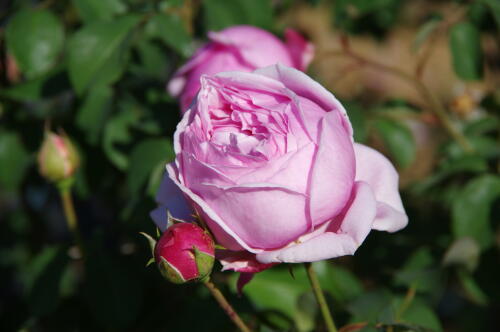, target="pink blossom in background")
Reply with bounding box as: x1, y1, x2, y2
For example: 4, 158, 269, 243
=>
153, 64, 408, 275
168, 25, 314, 112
